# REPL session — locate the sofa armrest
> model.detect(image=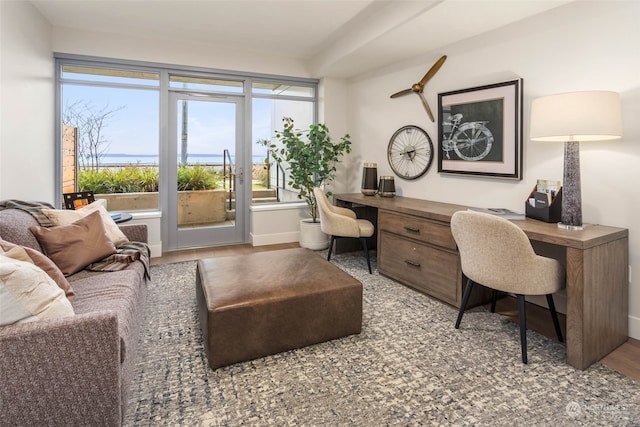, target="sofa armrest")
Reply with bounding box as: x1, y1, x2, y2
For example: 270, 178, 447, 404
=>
119, 223, 148, 243
0, 312, 122, 427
